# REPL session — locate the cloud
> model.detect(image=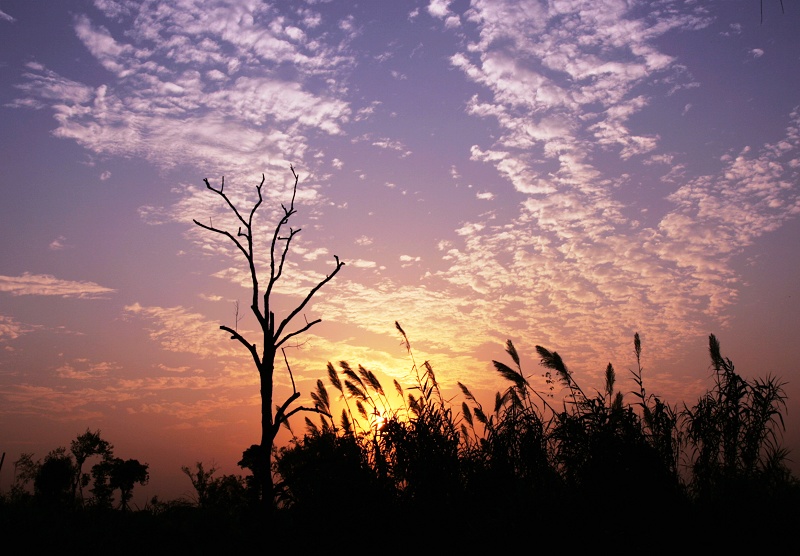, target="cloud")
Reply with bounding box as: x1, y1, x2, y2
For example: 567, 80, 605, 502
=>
428, 0, 452, 19
12, 1, 357, 178
0, 9, 15, 22
0, 354, 258, 426
348, 259, 378, 269
5, 0, 799, 412
0, 273, 115, 298
359, 0, 797, 392
48, 236, 70, 250
0, 314, 34, 341
399, 255, 421, 267
123, 302, 240, 358
370, 138, 412, 157
56, 359, 121, 380
427, 0, 460, 27
750, 48, 765, 58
